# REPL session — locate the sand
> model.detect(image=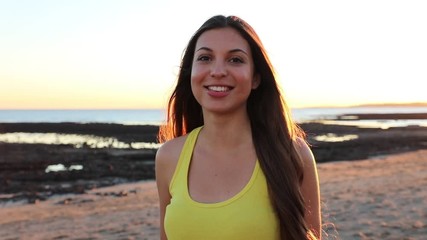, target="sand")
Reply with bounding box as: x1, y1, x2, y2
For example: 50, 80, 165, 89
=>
1, 150, 426, 240
0, 181, 159, 240
319, 150, 427, 240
